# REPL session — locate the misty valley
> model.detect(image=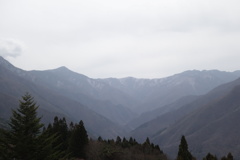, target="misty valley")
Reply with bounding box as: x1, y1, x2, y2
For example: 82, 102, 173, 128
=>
1, 56, 240, 160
